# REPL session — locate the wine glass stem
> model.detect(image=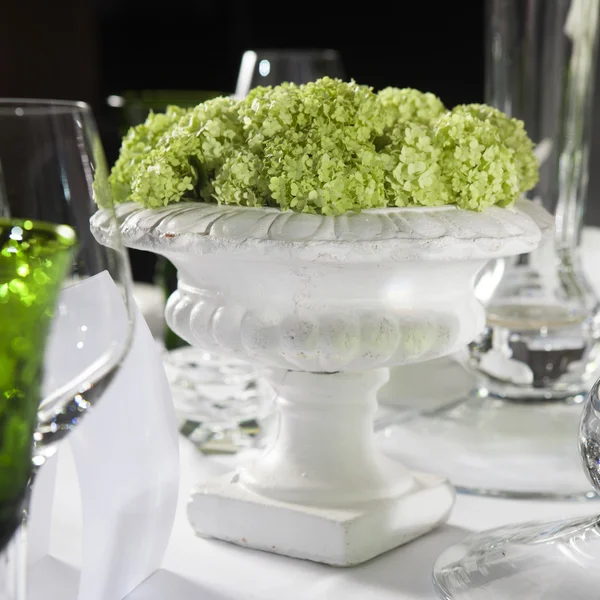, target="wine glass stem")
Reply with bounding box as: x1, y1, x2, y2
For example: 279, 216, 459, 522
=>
0, 475, 35, 600
0, 523, 27, 600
